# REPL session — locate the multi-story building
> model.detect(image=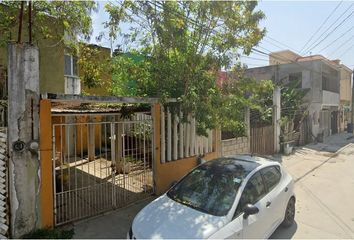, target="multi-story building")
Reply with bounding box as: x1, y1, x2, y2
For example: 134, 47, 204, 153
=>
246, 50, 352, 138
